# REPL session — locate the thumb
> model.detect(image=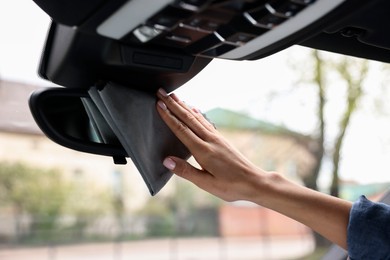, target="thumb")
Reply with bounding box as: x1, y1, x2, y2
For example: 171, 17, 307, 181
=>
162, 156, 204, 182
